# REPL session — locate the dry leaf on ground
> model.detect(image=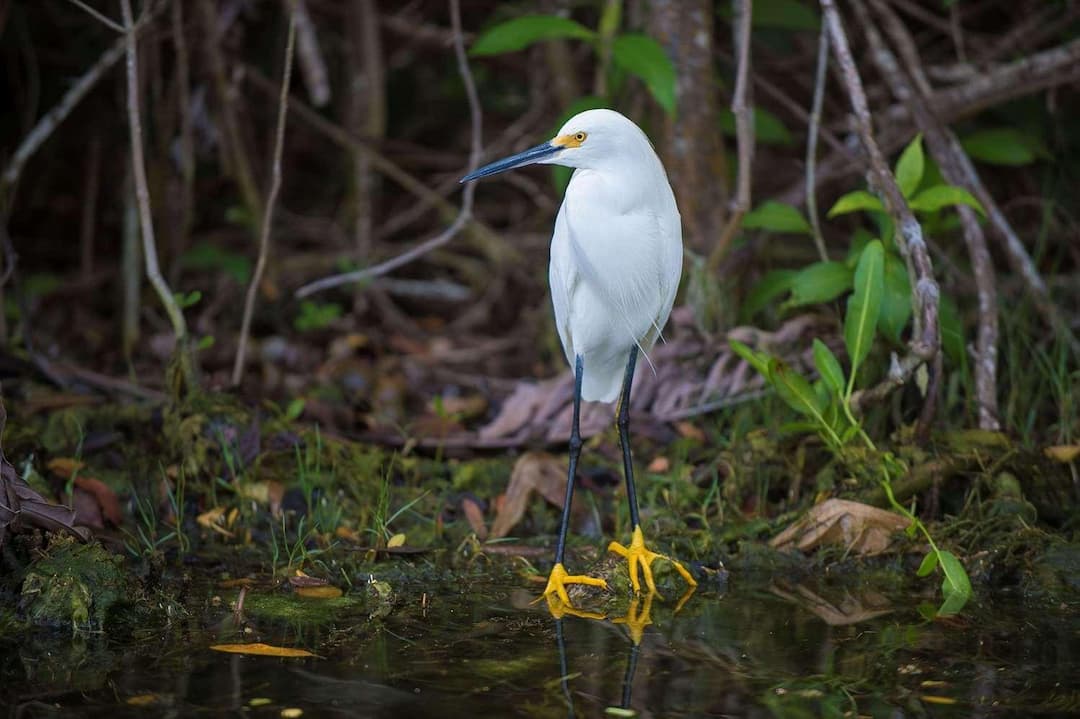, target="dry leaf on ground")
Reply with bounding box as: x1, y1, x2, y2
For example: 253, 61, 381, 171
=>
461, 497, 488, 539
490, 451, 569, 539
770, 498, 909, 556
209, 643, 315, 658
